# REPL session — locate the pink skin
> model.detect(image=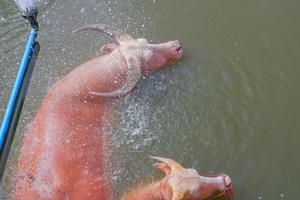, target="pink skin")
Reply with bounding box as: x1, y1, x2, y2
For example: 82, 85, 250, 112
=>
13, 25, 183, 200
122, 156, 234, 200
141, 40, 183, 73
100, 39, 183, 74
99, 40, 183, 74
